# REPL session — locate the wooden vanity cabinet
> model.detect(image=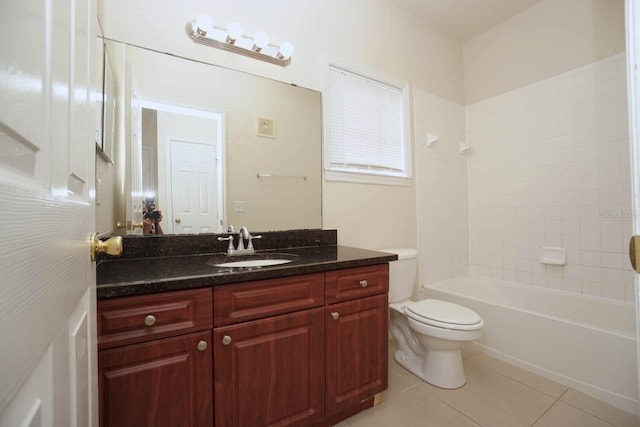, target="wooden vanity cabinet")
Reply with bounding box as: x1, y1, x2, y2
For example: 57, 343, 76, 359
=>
324, 265, 389, 420
214, 266, 389, 426
325, 294, 388, 417
97, 264, 389, 427
97, 288, 213, 427
213, 273, 326, 427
